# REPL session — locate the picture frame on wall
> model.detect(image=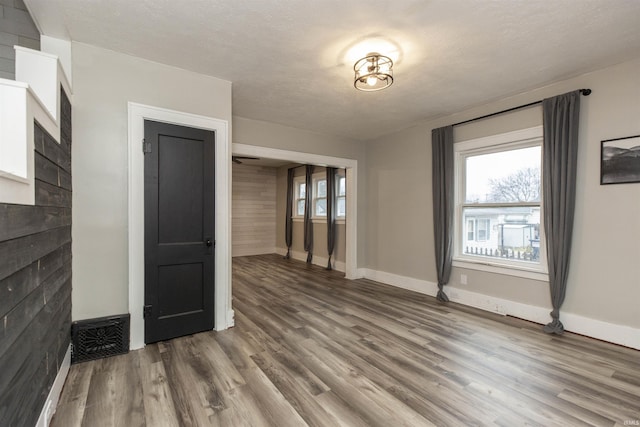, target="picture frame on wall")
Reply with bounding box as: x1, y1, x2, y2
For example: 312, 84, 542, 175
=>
600, 135, 640, 185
